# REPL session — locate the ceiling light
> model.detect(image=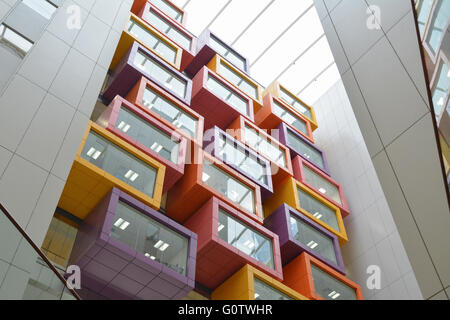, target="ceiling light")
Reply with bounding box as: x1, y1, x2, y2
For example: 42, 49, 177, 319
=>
254, 293, 260, 299
114, 218, 124, 227
328, 291, 336, 297
87, 147, 95, 157
119, 221, 130, 230
130, 172, 139, 182
154, 240, 164, 249
160, 243, 170, 251
332, 293, 340, 299
87, 147, 102, 160
438, 97, 444, 106
318, 188, 327, 194
310, 242, 318, 249
218, 224, 225, 232
125, 170, 133, 179
202, 172, 210, 182
313, 212, 323, 220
